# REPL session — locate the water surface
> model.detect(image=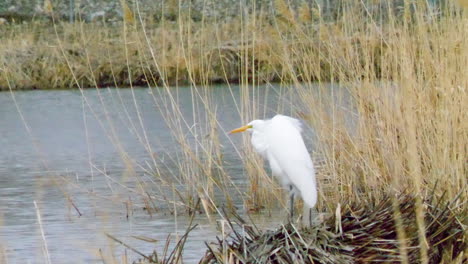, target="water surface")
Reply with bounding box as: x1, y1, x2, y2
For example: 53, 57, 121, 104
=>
0, 84, 351, 263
